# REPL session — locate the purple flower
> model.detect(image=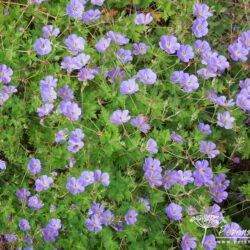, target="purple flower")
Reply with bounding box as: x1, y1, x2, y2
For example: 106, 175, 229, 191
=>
4, 234, 17, 243
110, 110, 131, 125
0, 64, 13, 83
60, 101, 81, 122
69, 128, 84, 141
181, 232, 197, 250
170, 70, 185, 83
55, 129, 68, 143
192, 17, 208, 38
111, 222, 124, 231
16, 188, 30, 201
209, 189, 228, 203
180, 73, 199, 92
35, 175, 53, 192
95, 37, 111, 53
116, 48, 133, 64
193, 3, 213, 19
198, 123, 211, 135
67, 139, 84, 153
0, 92, 9, 105
34, 38, 52, 55
124, 210, 137, 225
66, 0, 84, 19
217, 111, 235, 129
104, 67, 126, 83
91, 0, 105, 6
86, 214, 102, 232
137, 68, 157, 85
228, 42, 248, 61
171, 131, 183, 144
61, 56, 77, 73
77, 67, 98, 81
47, 218, 62, 231
58, 86, 74, 102
176, 170, 194, 186
24, 233, 33, 244
159, 35, 180, 54
37, 103, 53, 117
200, 141, 220, 158
165, 203, 182, 221
206, 90, 218, 102
213, 173, 230, 191
177, 44, 194, 63
79, 171, 95, 187
143, 157, 162, 172
100, 210, 114, 225
144, 170, 162, 187
2, 85, 17, 94
65, 34, 85, 54
224, 223, 245, 242
162, 170, 178, 190
40, 76, 57, 88
134, 13, 153, 25
197, 68, 217, 80
205, 204, 223, 226
28, 158, 41, 174
131, 115, 151, 133
193, 160, 213, 186
107, 31, 129, 45
214, 96, 234, 107
66, 177, 85, 195
232, 156, 240, 164
0, 160, 6, 170
146, 138, 158, 154
88, 202, 105, 216
82, 9, 101, 23
69, 157, 76, 168
209, 55, 229, 72
236, 93, 250, 111
202, 234, 217, 250
28, 194, 44, 210
42, 25, 60, 38
239, 30, 250, 50
94, 170, 110, 186
40, 86, 57, 103
120, 79, 139, 95
73, 53, 91, 69
42, 227, 58, 242
133, 43, 148, 55
239, 78, 250, 89
19, 219, 30, 231
138, 197, 150, 212
194, 40, 211, 56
